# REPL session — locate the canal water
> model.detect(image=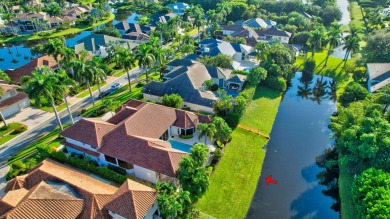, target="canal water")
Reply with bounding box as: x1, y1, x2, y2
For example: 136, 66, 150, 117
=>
247, 72, 339, 219
0, 11, 140, 71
